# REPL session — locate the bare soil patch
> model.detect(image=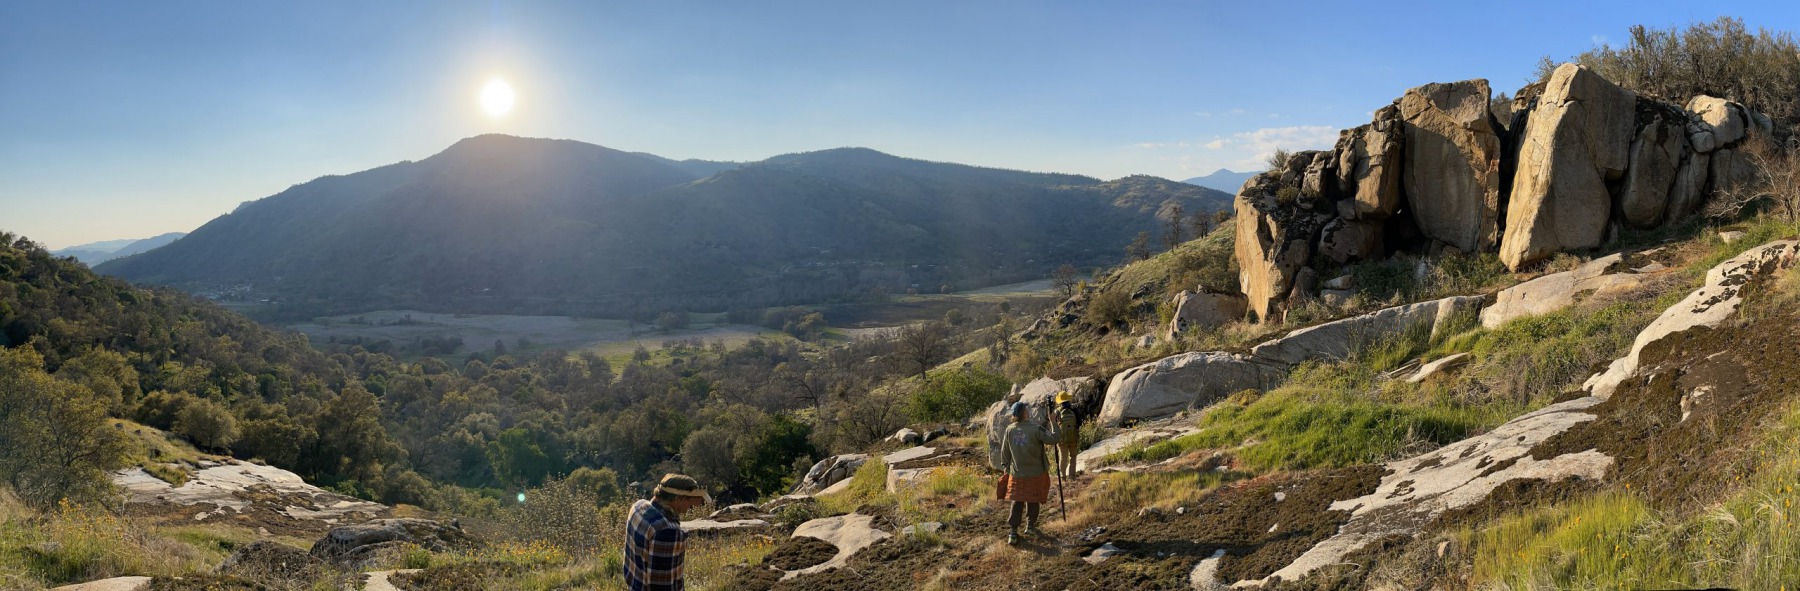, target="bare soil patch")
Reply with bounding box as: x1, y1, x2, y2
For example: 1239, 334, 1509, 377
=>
391, 562, 529, 591
761, 536, 839, 571
772, 536, 960, 591
1535, 306, 1800, 515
